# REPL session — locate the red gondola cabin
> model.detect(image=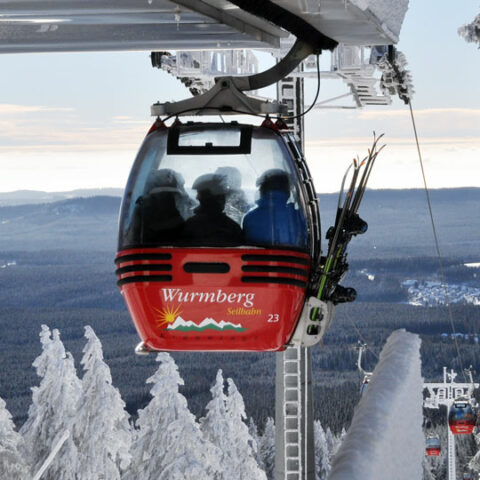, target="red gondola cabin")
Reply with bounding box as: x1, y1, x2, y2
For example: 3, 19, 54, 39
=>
425, 436, 441, 457
116, 121, 321, 352
448, 398, 476, 435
